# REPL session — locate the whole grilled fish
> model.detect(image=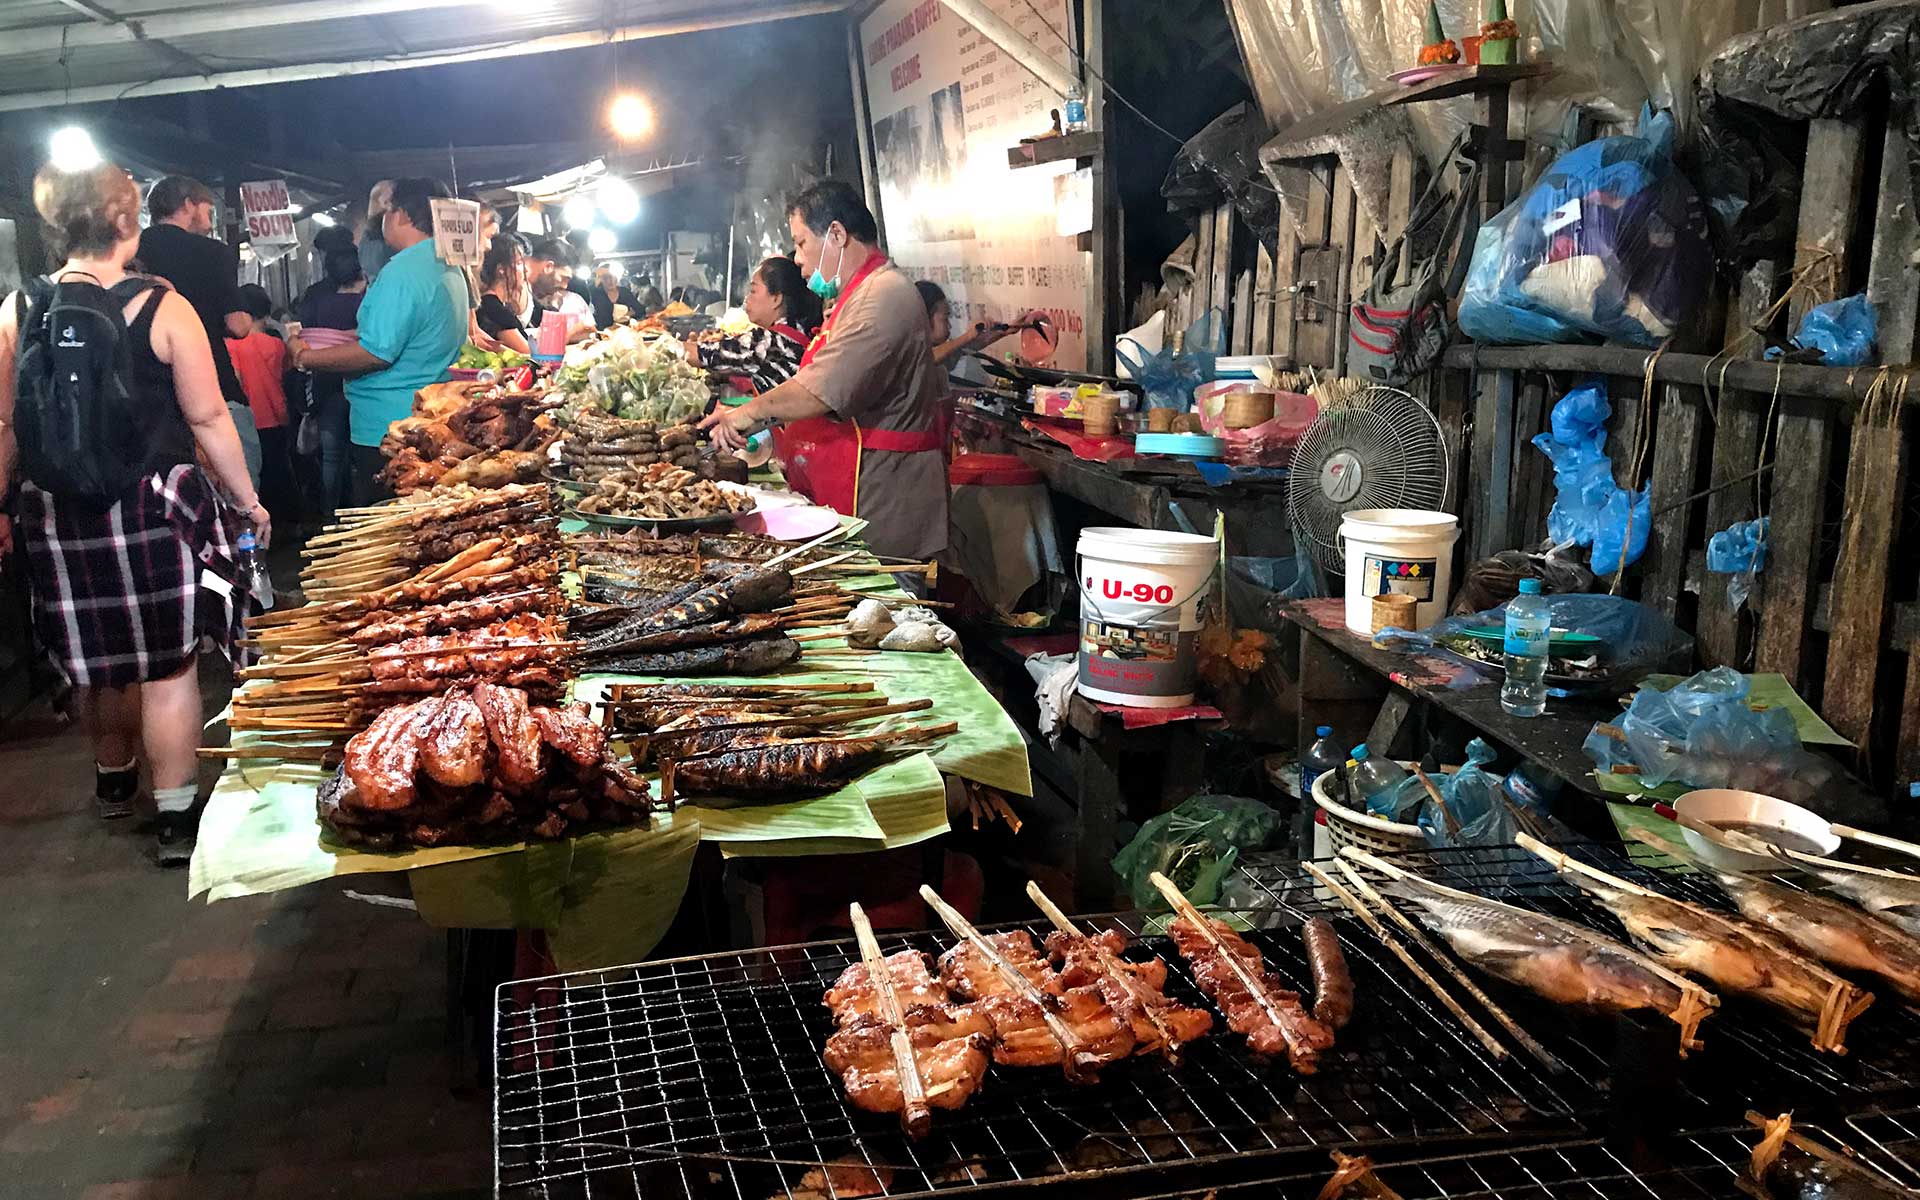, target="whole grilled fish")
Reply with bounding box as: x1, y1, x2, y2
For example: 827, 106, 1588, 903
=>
1712, 872, 1920, 1004
1550, 867, 1870, 1053
1385, 878, 1717, 1053
1787, 856, 1920, 939
665, 727, 949, 806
